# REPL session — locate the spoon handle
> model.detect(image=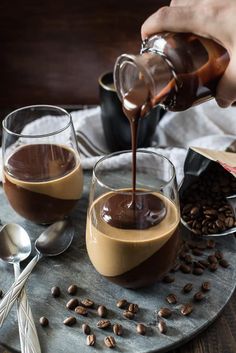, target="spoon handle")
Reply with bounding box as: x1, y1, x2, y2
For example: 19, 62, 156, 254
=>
0, 253, 41, 327
14, 263, 41, 353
